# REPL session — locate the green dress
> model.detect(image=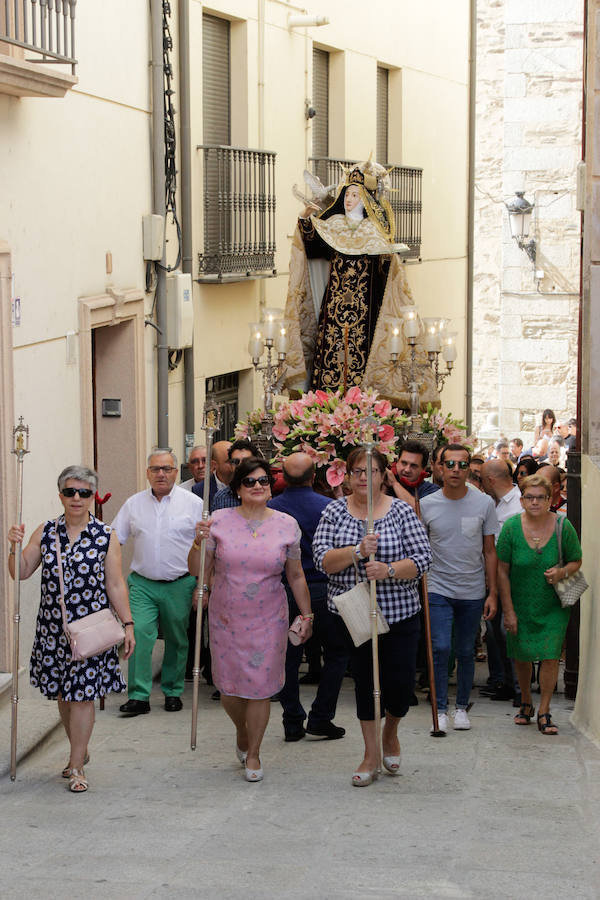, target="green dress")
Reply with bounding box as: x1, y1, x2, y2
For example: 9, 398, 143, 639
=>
496, 513, 582, 661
